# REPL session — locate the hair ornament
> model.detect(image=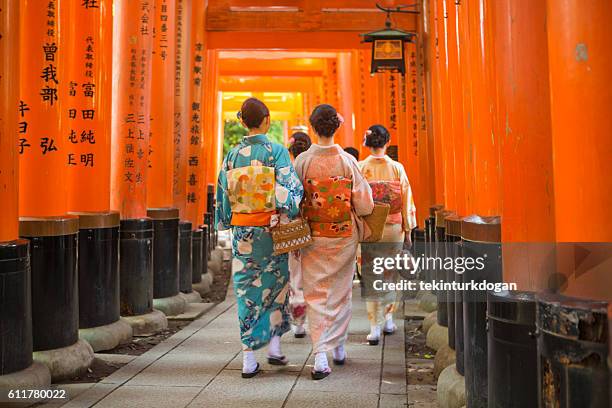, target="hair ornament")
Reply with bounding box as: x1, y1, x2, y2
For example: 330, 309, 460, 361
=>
363, 129, 372, 146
